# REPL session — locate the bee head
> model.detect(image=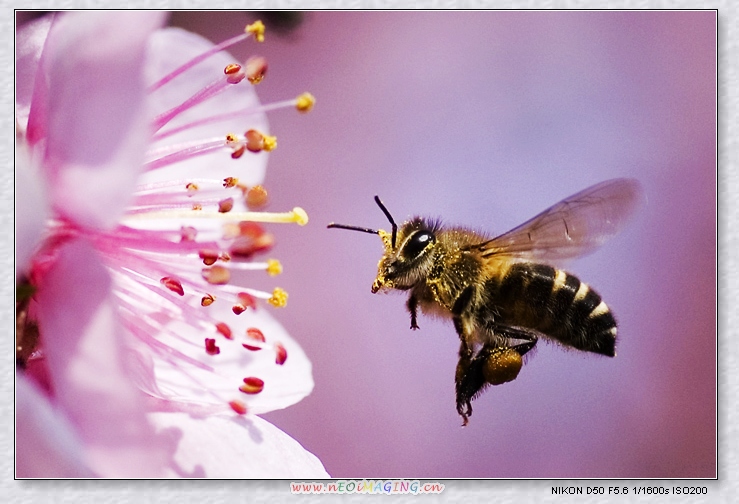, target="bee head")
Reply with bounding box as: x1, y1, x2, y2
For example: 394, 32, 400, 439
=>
373, 218, 439, 292
327, 197, 438, 293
